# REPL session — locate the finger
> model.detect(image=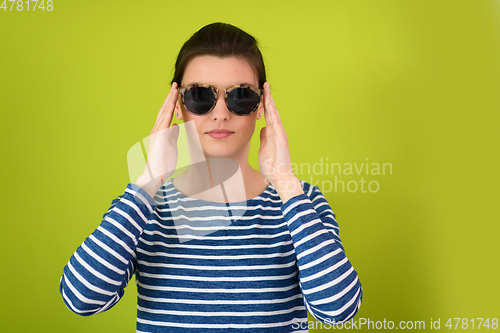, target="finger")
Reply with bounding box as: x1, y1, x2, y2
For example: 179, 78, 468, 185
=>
265, 83, 281, 139
269, 92, 282, 124
265, 82, 282, 125
264, 83, 288, 144
153, 102, 175, 134
151, 107, 168, 134
154, 91, 174, 130
259, 127, 267, 146
265, 115, 276, 147
156, 82, 178, 124
162, 82, 178, 108
169, 123, 180, 145
158, 90, 179, 131
152, 89, 177, 134
263, 82, 274, 127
